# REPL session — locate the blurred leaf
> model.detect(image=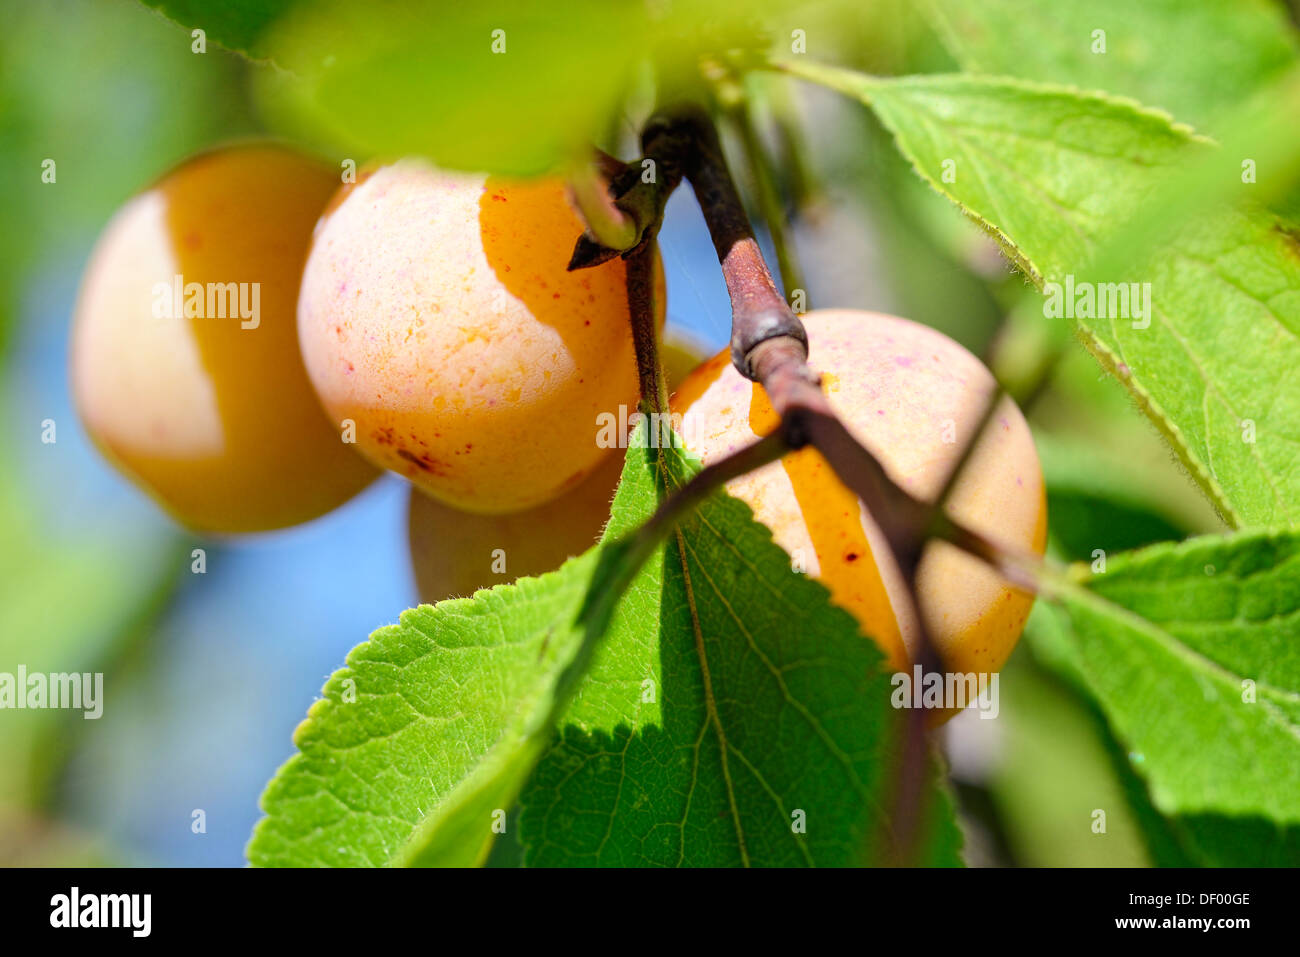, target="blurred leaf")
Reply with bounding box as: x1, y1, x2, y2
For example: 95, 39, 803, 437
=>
1026, 340, 1239, 541
987, 296, 1079, 403
1046, 530, 1300, 837
0, 0, 234, 836
0, 0, 247, 352
0, 438, 179, 809
1047, 495, 1185, 565
0, 810, 121, 867
1034, 431, 1196, 562
1029, 600, 1300, 866
859, 118, 1005, 352
784, 65, 1300, 527
1165, 812, 1300, 866
920, 0, 1299, 129
141, 0, 298, 59
985, 646, 1151, 867
260, 0, 652, 176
